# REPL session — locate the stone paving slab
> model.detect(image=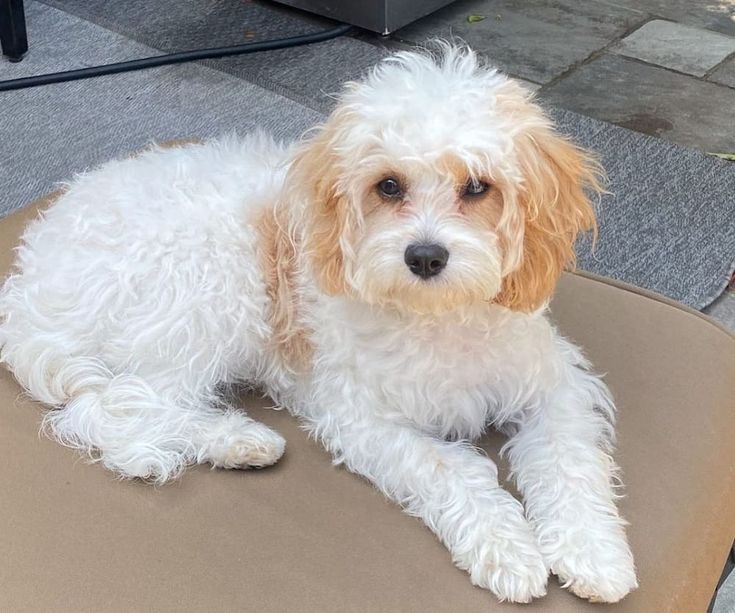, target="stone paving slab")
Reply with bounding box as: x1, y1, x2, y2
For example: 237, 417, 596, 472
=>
615, 20, 735, 77
515, 78, 541, 93
393, 0, 645, 84
542, 54, 735, 151
606, 0, 735, 36
709, 56, 735, 88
